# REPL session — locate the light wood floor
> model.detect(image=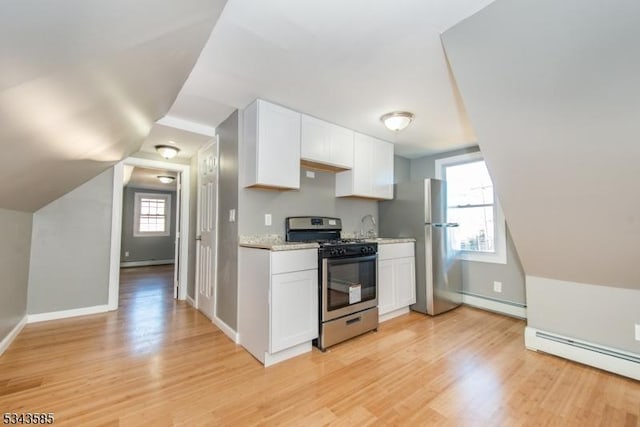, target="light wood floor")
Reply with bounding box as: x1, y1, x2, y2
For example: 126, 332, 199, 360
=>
1, 266, 638, 426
